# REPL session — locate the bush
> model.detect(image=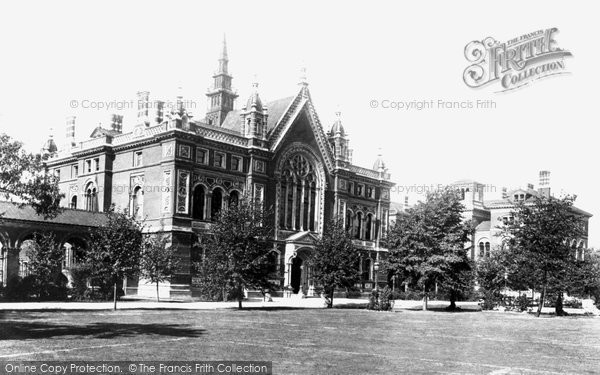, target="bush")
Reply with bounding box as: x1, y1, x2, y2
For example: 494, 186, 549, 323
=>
366, 286, 394, 311
391, 289, 422, 301
514, 294, 530, 312
3, 276, 36, 301
480, 290, 501, 310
